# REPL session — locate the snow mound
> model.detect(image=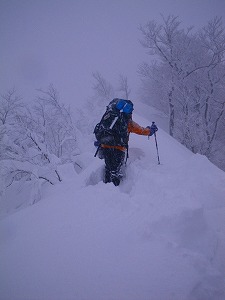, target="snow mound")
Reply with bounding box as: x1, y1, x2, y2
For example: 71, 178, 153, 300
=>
0, 114, 225, 300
